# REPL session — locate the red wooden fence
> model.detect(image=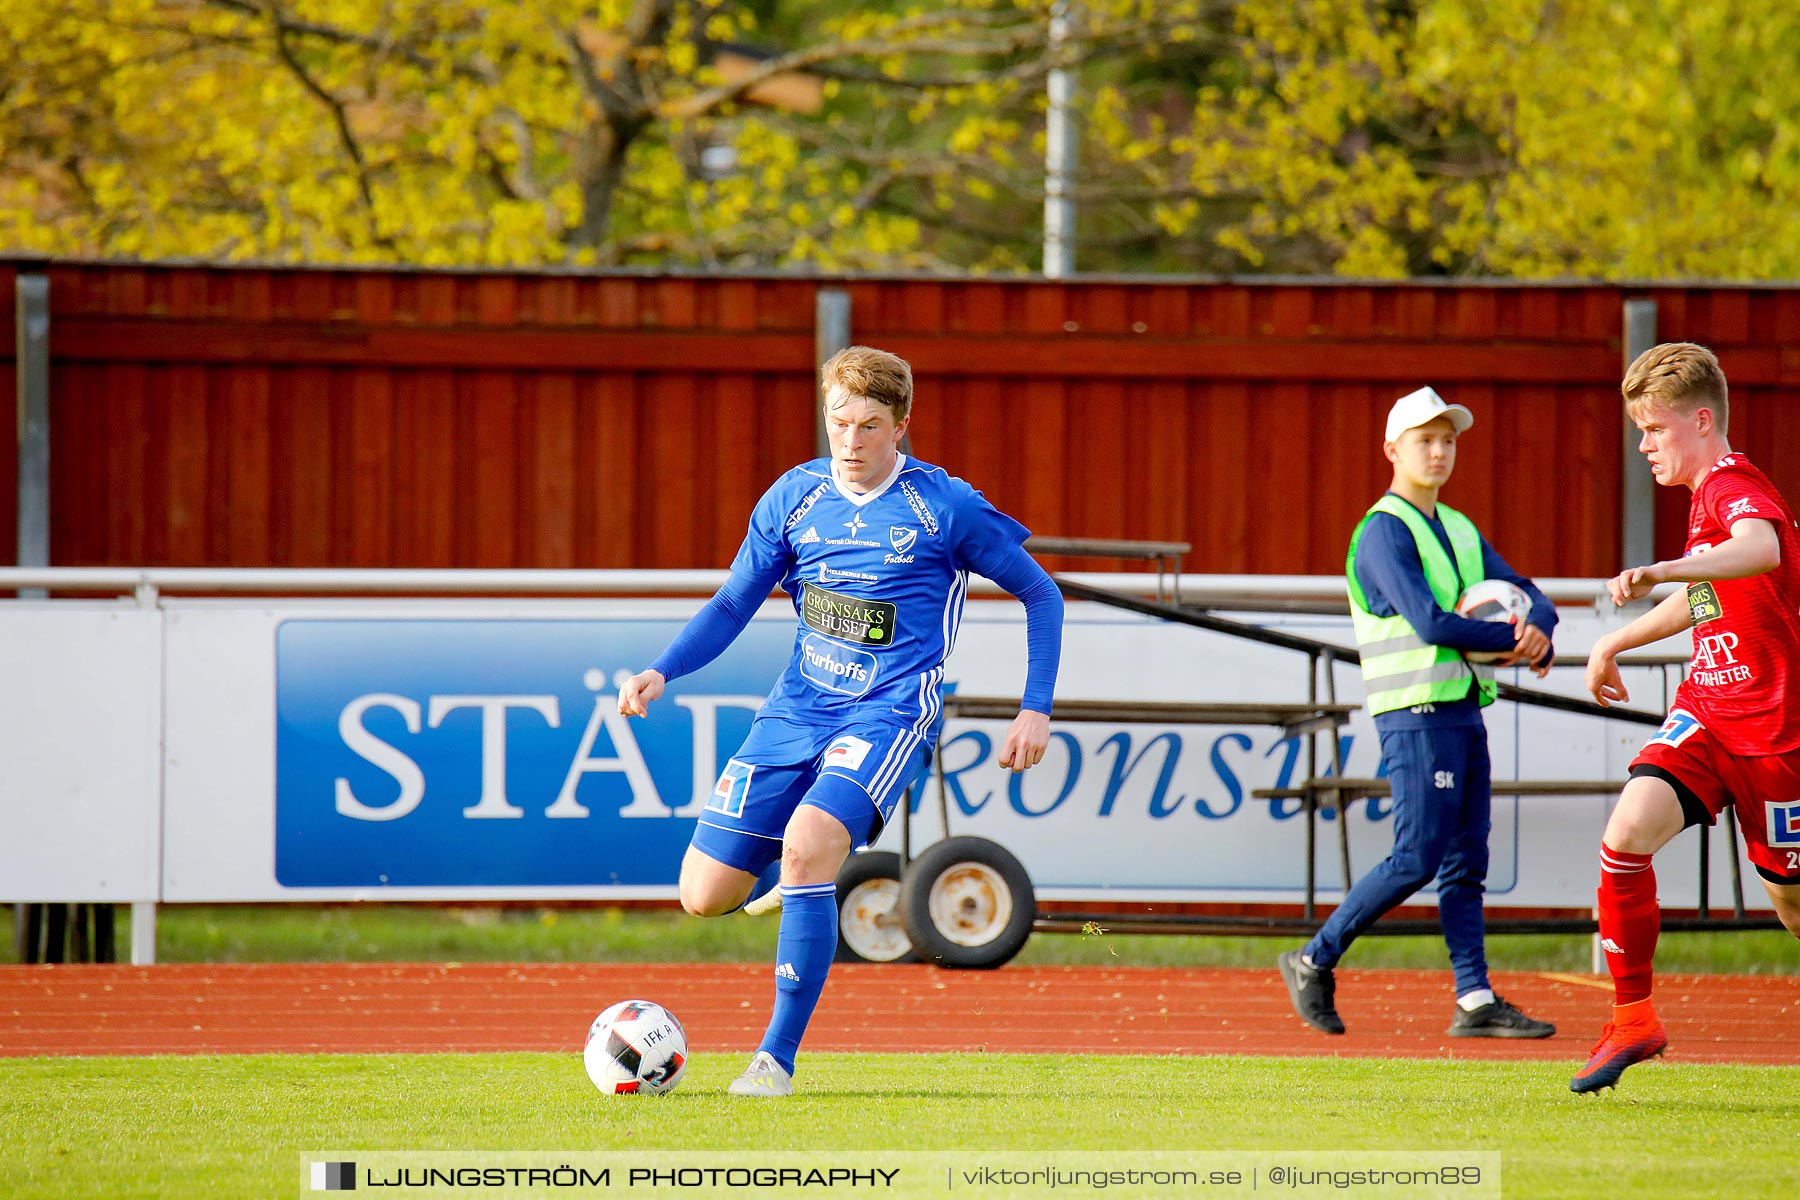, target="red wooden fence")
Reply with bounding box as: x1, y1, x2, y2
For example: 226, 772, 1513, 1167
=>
6, 262, 1800, 578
